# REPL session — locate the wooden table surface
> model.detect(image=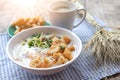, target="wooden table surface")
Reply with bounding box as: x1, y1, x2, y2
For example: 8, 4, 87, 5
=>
0, 0, 120, 80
